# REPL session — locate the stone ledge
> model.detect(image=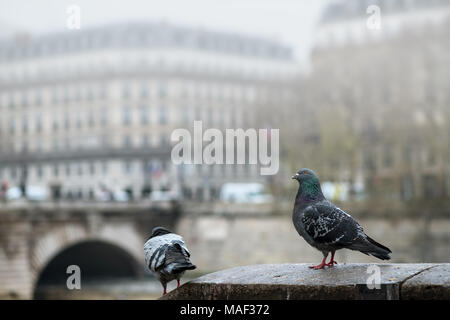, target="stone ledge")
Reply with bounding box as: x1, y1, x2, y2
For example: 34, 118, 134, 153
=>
160, 263, 450, 300
401, 264, 450, 299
